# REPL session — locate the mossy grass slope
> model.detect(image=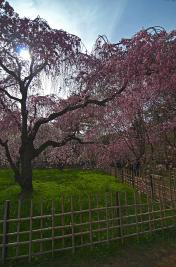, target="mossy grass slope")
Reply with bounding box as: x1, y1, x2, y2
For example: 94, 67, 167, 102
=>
0, 168, 133, 204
